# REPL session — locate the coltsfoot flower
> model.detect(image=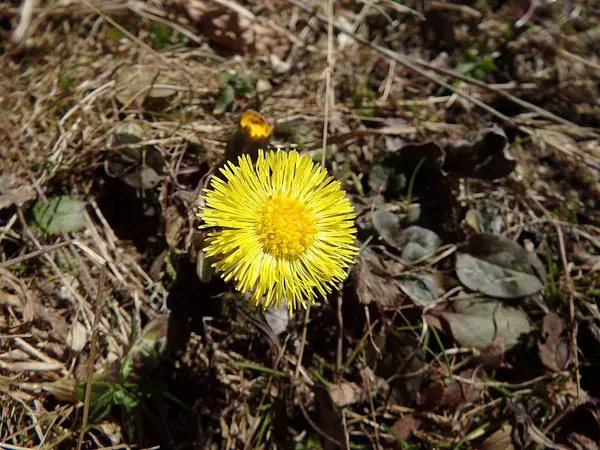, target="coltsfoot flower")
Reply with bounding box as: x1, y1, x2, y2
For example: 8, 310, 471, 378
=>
198, 149, 358, 313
